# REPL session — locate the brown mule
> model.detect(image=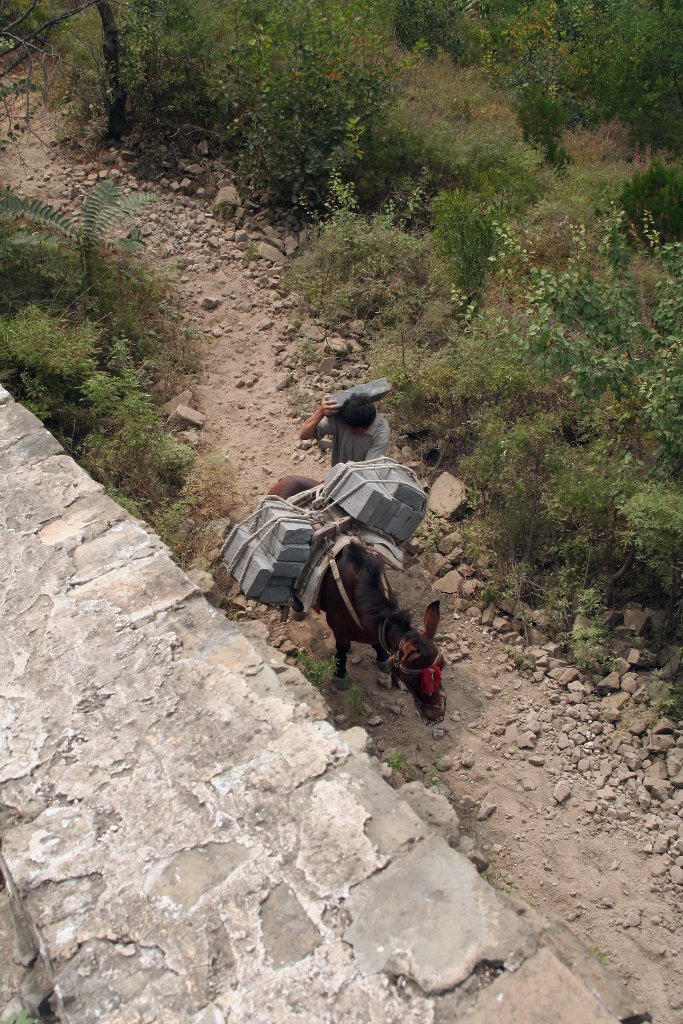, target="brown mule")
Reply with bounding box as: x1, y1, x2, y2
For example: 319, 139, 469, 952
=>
268, 476, 447, 723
